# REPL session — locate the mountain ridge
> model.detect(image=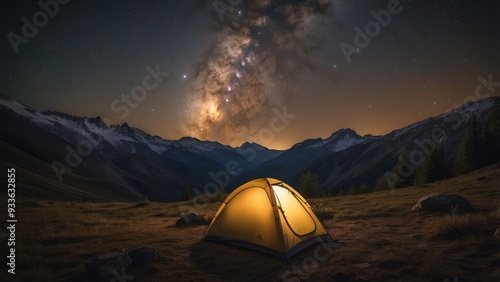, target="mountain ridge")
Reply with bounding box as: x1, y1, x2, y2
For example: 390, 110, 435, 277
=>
1, 95, 498, 201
